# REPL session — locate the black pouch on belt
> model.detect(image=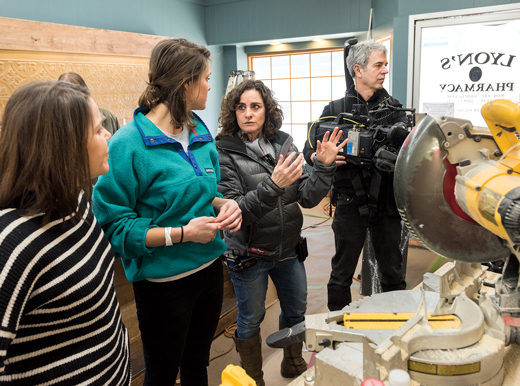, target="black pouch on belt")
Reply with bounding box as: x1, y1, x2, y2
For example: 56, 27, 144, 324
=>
296, 236, 308, 262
